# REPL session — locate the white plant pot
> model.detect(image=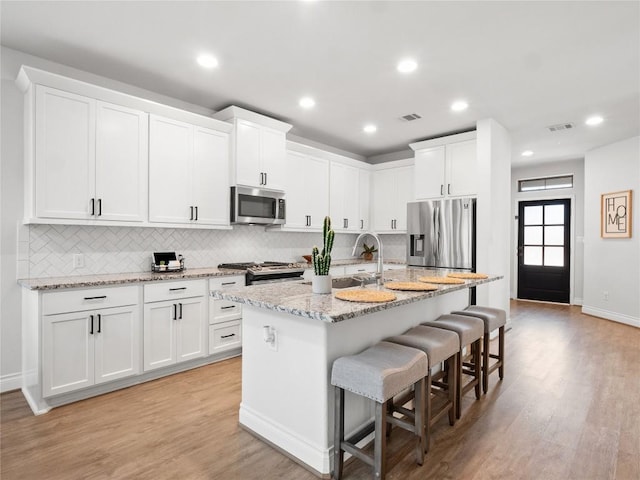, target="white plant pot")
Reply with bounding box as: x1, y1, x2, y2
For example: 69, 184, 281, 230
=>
311, 274, 332, 294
